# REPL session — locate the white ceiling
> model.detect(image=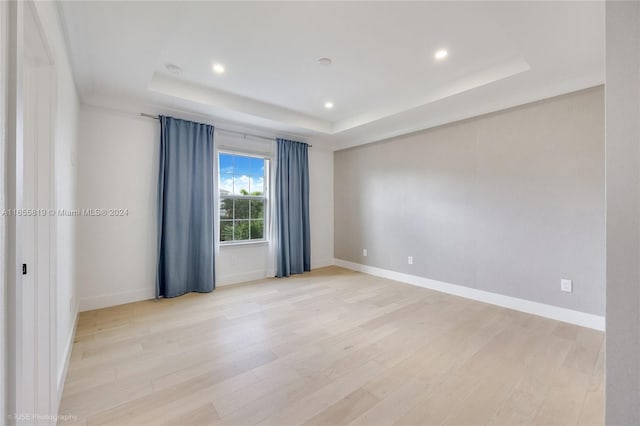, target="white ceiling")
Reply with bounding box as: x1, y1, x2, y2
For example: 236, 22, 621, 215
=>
59, 1, 604, 150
